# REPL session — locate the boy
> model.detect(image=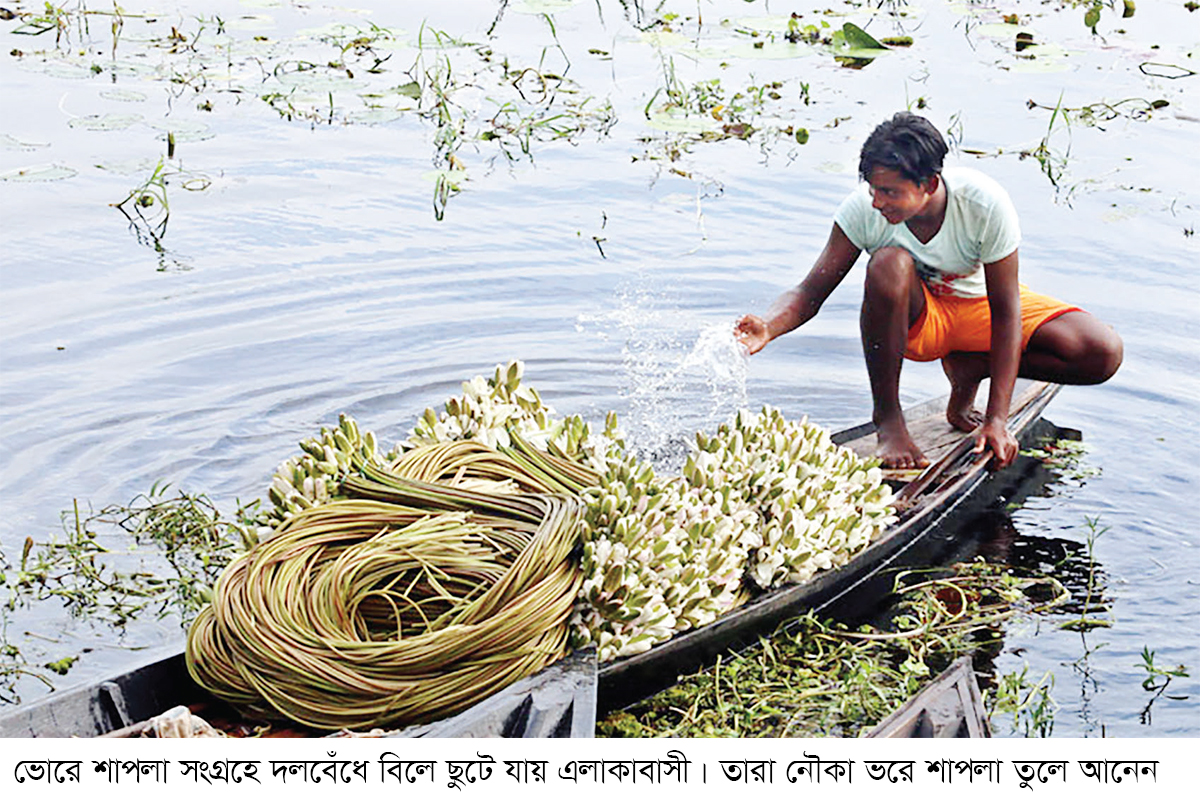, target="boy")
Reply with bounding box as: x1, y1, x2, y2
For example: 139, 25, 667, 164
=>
736, 112, 1122, 469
